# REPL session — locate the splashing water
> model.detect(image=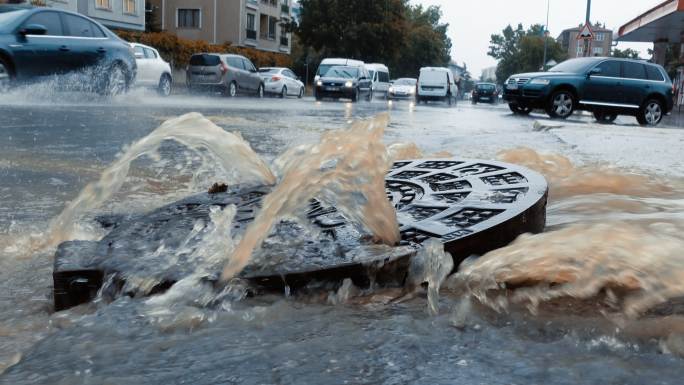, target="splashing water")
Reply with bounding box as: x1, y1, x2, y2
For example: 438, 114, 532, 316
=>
406, 239, 454, 315
497, 147, 673, 200
34, 113, 274, 255
220, 113, 400, 281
